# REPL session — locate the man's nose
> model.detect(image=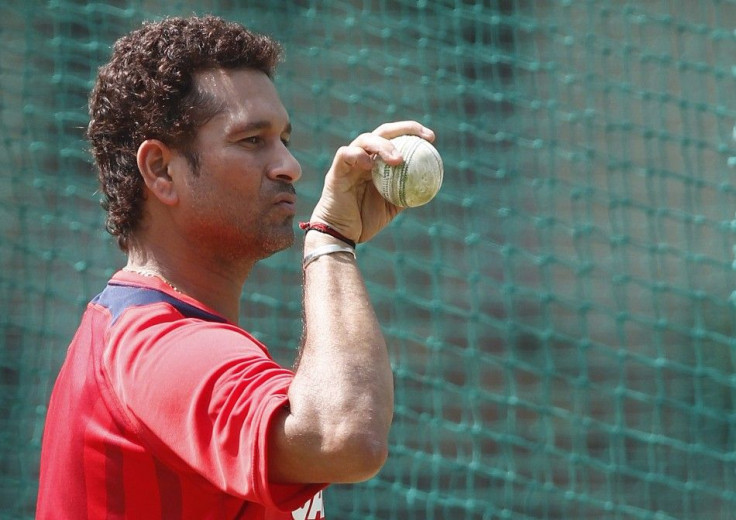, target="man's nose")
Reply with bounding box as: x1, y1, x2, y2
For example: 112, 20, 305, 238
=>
268, 145, 302, 184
